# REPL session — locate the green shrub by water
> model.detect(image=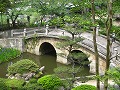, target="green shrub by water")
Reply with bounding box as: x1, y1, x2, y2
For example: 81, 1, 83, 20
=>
7, 59, 39, 74
0, 78, 8, 90
72, 84, 97, 90
37, 75, 64, 90
0, 47, 21, 63
5, 79, 25, 89
24, 78, 43, 90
